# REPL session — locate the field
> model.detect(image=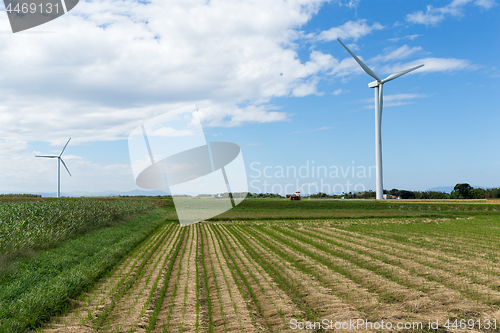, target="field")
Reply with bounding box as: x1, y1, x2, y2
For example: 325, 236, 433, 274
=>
2, 198, 500, 332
